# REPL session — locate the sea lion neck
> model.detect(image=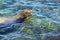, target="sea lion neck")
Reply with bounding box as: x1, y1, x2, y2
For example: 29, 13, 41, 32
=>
12, 12, 26, 20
